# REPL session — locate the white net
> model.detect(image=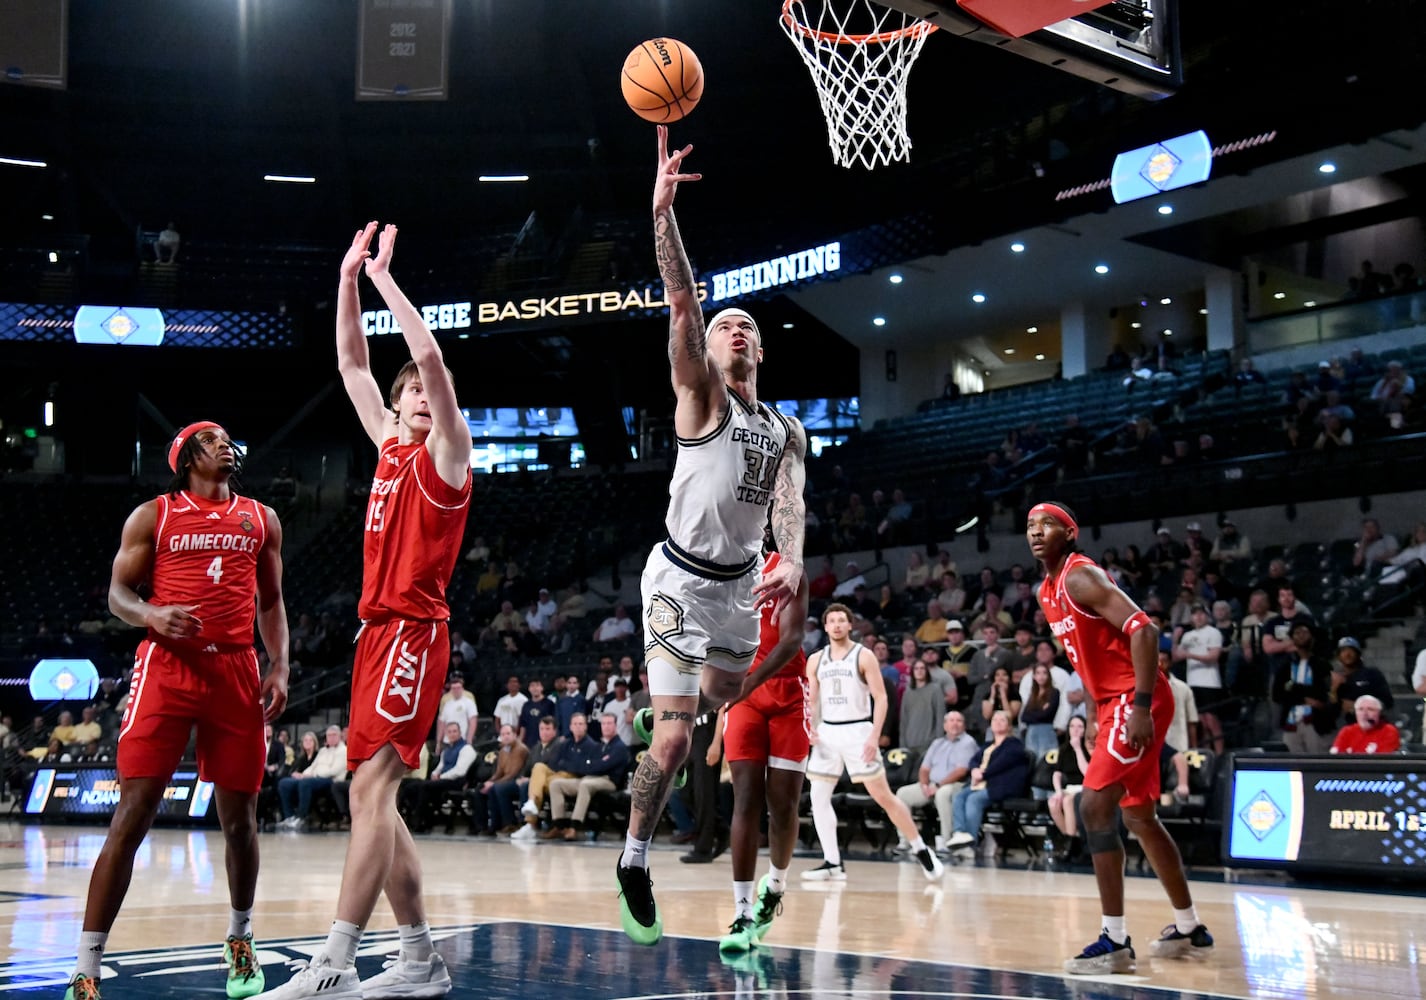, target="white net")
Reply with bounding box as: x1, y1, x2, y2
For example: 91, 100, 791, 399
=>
780, 0, 937, 170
